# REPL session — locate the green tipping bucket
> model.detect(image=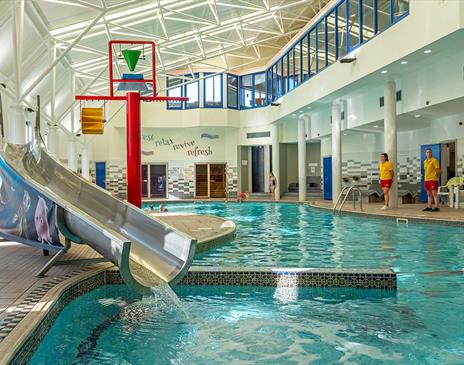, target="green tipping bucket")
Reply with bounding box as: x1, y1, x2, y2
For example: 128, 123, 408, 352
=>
122, 49, 141, 71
